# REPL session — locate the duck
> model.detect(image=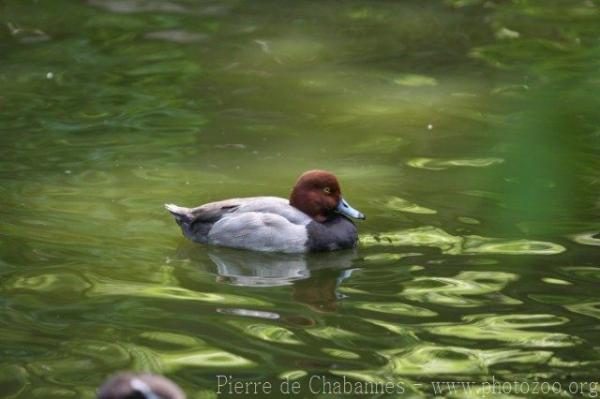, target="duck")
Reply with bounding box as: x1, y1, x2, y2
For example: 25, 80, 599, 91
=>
97, 372, 185, 399
165, 170, 365, 253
